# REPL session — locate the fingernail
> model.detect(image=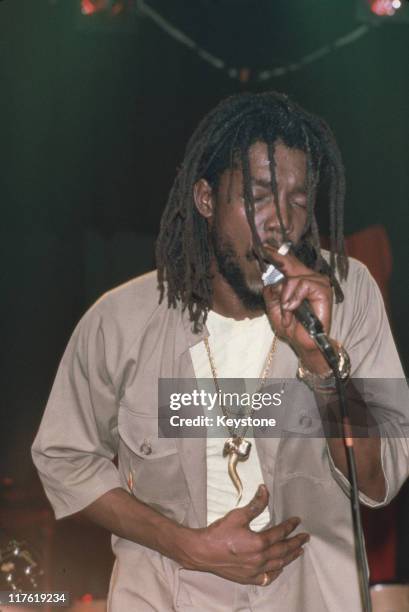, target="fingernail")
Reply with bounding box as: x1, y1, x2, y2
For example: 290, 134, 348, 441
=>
256, 485, 264, 498
278, 242, 292, 256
